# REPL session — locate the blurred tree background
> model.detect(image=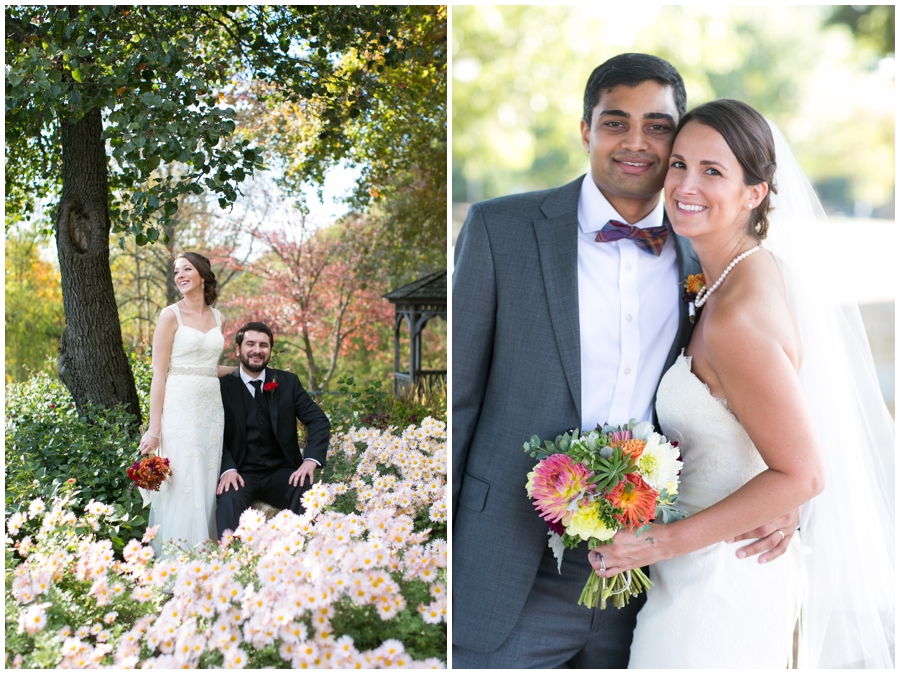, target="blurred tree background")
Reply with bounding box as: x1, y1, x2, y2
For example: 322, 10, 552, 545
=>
6, 5, 446, 392
452, 4, 894, 414
452, 5, 893, 216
